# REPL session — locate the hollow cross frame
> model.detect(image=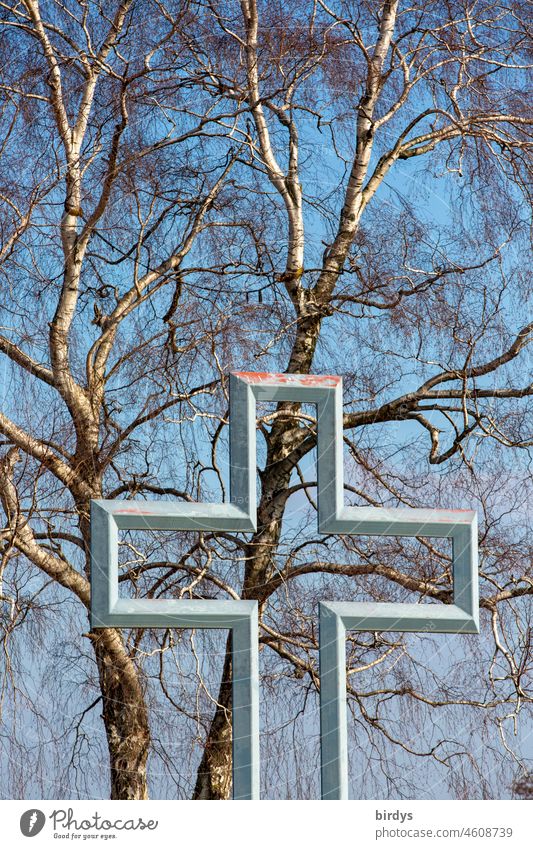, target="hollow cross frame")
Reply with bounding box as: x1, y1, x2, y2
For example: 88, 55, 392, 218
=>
90, 372, 479, 800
